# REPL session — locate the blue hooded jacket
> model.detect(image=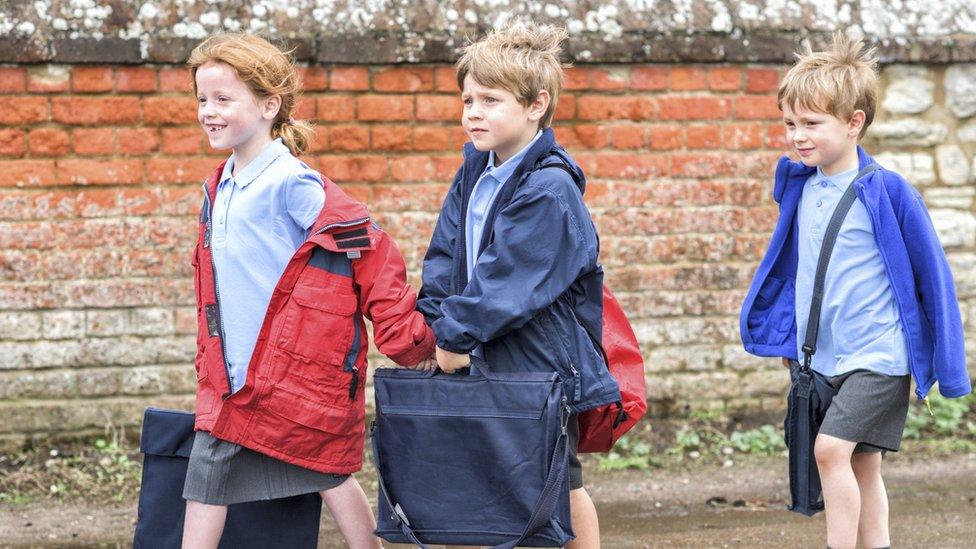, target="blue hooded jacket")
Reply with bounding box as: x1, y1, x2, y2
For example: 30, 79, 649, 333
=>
418, 128, 621, 413
740, 146, 971, 399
